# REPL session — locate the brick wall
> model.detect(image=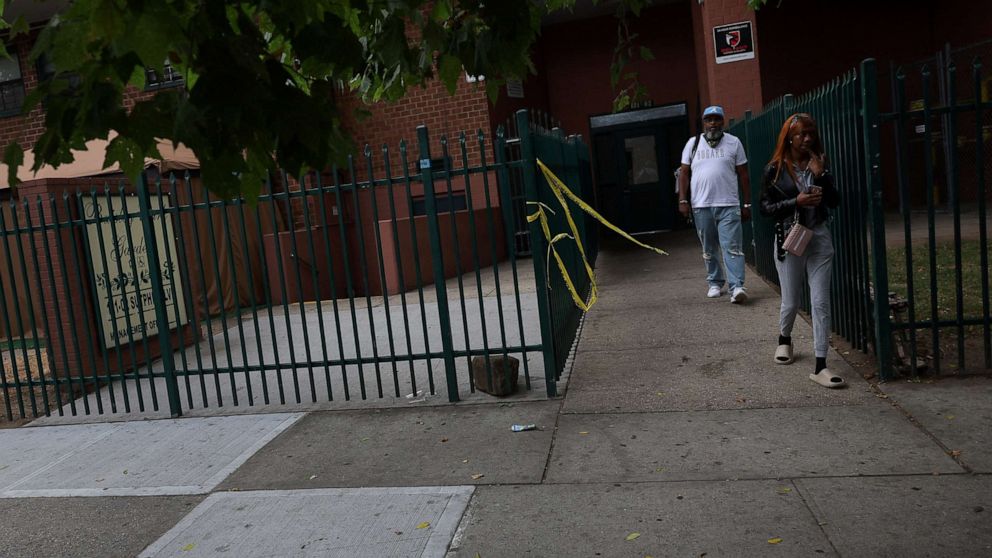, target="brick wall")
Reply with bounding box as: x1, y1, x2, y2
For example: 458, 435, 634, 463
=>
0, 30, 164, 157
338, 76, 494, 181
756, 0, 992, 104
691, 0, 764, 121
537, 2, 701, 142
